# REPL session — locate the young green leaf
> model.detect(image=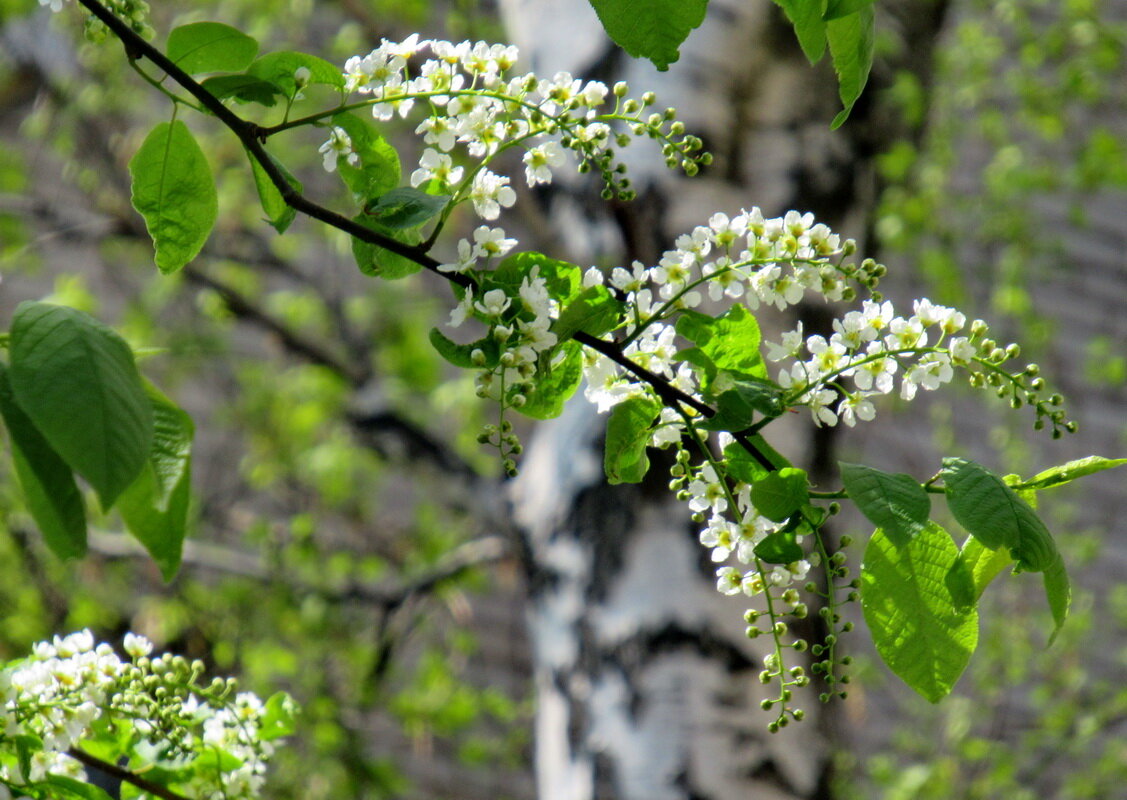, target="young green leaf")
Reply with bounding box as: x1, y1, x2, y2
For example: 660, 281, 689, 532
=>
750, 467, 808, 522
201, 74, 285, 106
517, 342, 584, 420
823, 0, 874, 20
604, 396, 661, 484
839, 462, 930, 546
1020, 455, 1127, 490
494, 252, 583, 306
587, 0, 708, 71
942, 457, 1059, 571
1042, 553, 1071, 646
772, 0, 828, 62
365, 187, 449, 230
248, 149, 301, 234
167, 22, 259, 74
332, 112, 401, 202
129, 120, 218, 274
45, 775, 115, 800
675, 305, 766, 382
723, 436, 788, 484
861, 522, 979, 703
755, 529, 804, 564
959, 535, 1013, 603
553, 285, 623, 340
117, 386, 194, 582
827, 6, 874, 129
0, 363, 87, 560
258, 693, 299, 741
248, 50, 346, 93
428, 328, 500, 369
351, 212, 421, 280
9, 302, 152, 510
